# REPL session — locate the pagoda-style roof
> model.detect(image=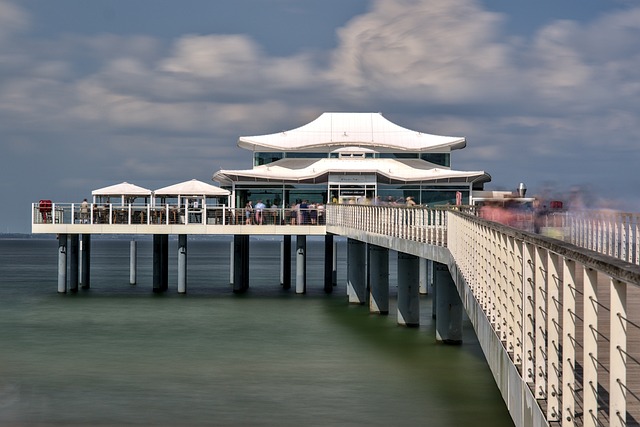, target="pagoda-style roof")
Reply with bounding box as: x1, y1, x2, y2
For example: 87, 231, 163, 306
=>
238, 112, 466, 153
